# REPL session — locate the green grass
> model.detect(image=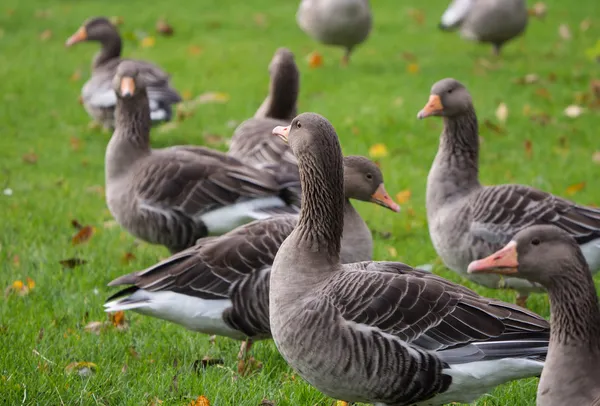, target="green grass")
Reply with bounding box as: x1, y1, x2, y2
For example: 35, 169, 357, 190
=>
1, 0, 599, 404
